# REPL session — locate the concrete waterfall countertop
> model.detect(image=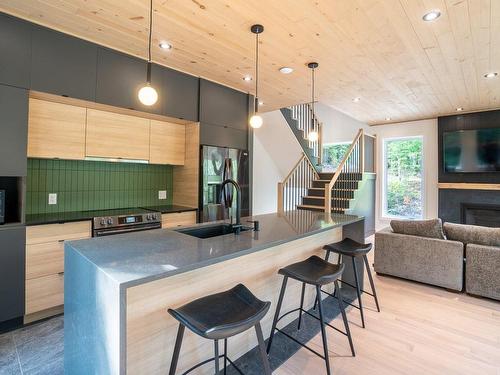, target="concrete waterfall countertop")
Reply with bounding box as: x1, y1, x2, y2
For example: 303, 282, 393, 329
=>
65, 211, 363, 288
